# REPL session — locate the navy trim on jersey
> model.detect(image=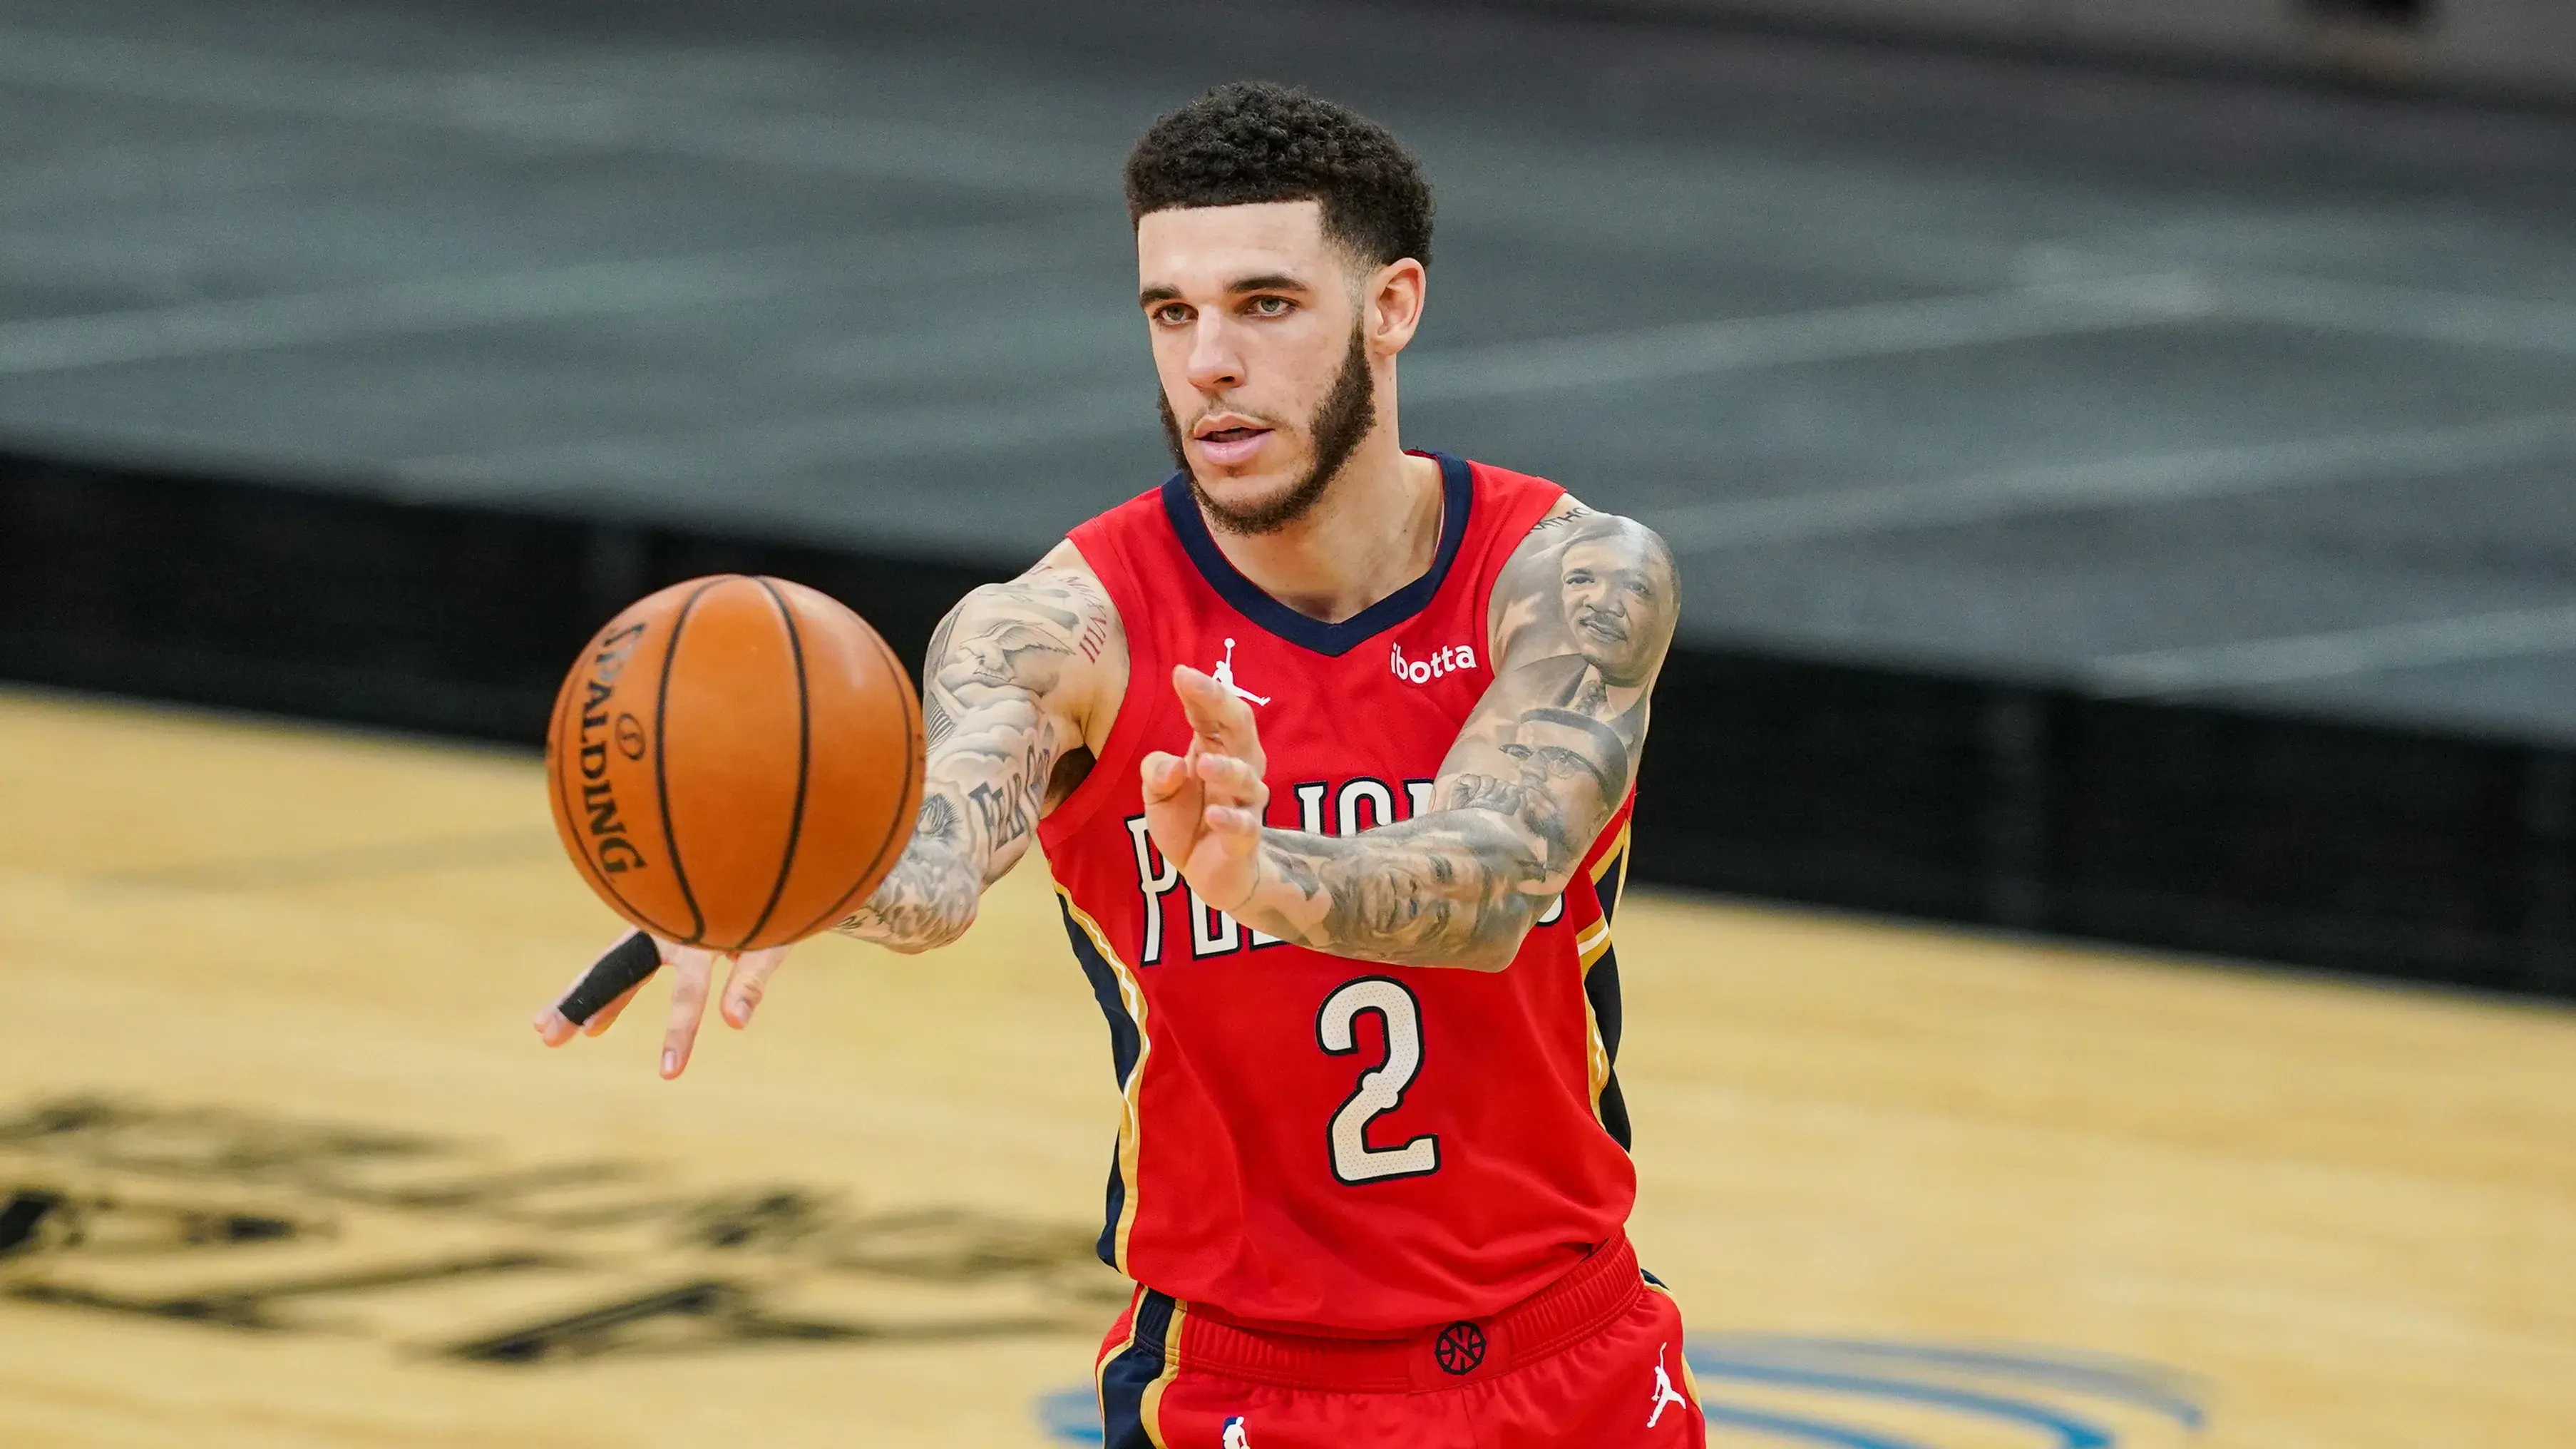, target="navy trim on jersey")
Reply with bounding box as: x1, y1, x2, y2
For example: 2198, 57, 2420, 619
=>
1059, 901, 1143, 1266
1159, 450, 1474, 657
1096, 1142, 1127, 1272
1589, 946, 1633, 1150
1098, 1290, 1176, 1449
